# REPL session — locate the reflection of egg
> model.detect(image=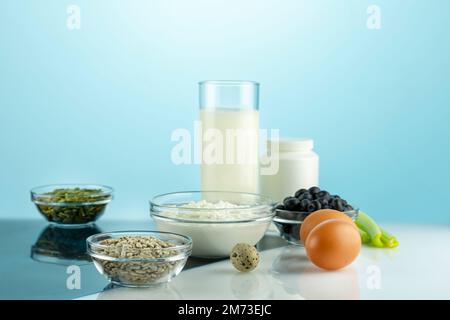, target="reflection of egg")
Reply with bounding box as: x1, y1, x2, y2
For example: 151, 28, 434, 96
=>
270, 246, 310, 296
305, 219, 361, 271
298, 266, 360, 300
230, 273, 269, 299
300, 209, 355, 243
